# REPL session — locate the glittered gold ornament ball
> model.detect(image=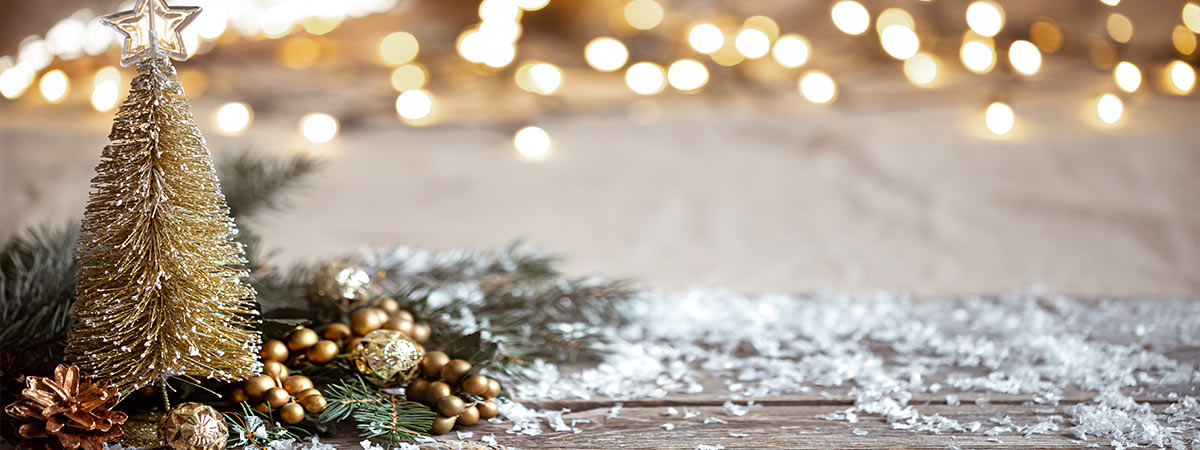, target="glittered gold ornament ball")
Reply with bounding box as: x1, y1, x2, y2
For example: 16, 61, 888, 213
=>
350, 329, 424, 386
158, 403, 228, 450
309, 262, 371, 313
